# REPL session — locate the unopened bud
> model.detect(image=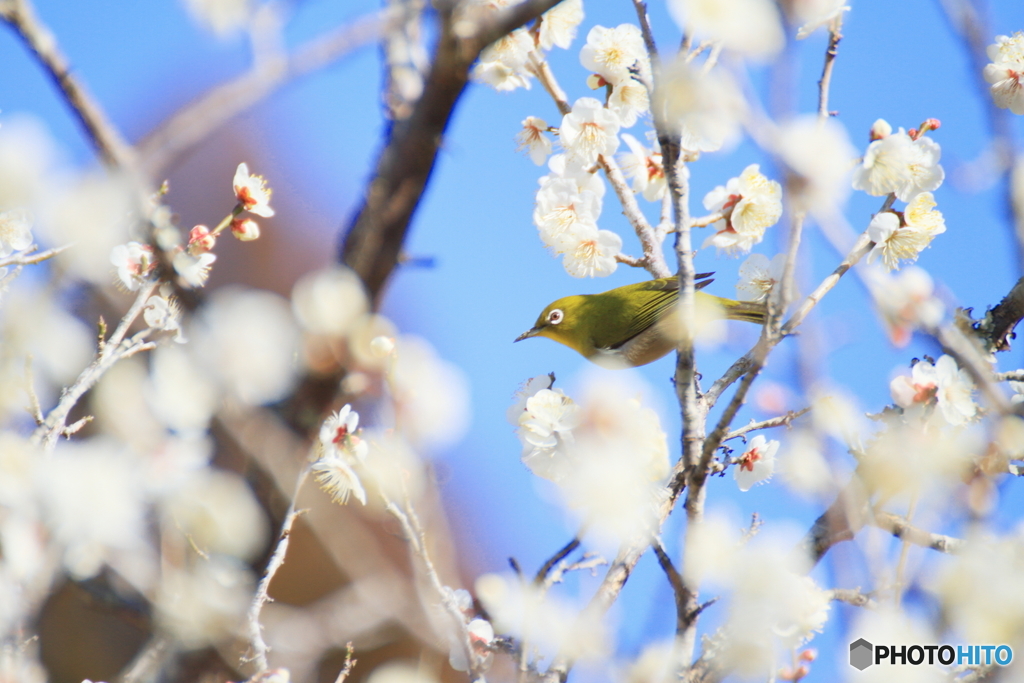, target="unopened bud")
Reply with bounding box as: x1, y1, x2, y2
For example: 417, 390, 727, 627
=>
586, 73, 608, 90
231, 217, 261, 241
188, 225, 216, 254
369, 335, 396, 358
799, 649, 818, 662
869, 118, 892, 140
